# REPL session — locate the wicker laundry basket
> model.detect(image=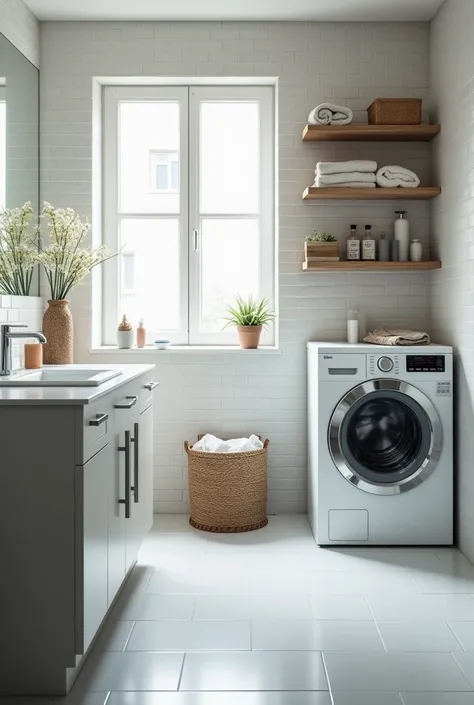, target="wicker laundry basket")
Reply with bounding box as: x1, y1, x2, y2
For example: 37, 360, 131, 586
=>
185, 437, 269, 533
